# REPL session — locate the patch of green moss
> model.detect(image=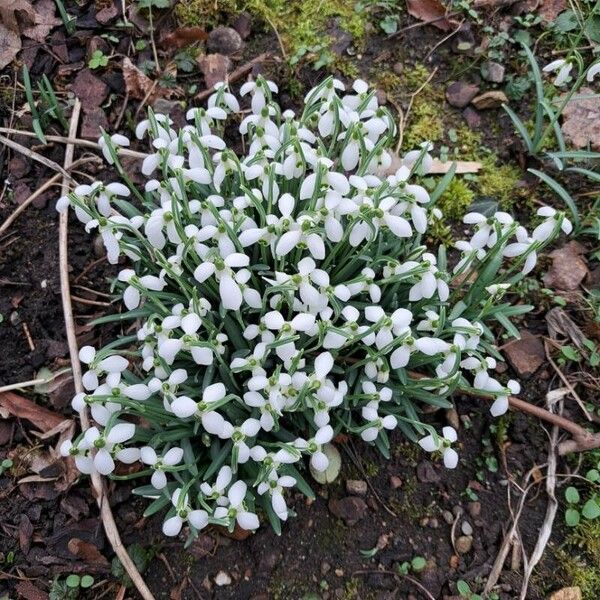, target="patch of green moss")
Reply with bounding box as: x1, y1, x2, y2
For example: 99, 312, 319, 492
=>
438, 177, 475, 220
403, 97, 445, 149
477, 157, 525, 210
363, 459, 380, 477
554, 520, 600, 598
245, 0, 367, 65
175, 0, 239, 27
